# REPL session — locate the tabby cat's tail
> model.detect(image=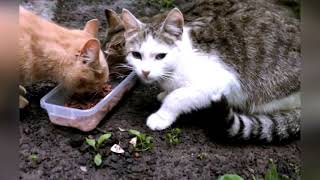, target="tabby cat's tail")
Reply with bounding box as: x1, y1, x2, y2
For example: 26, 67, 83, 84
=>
222, 108, 300, 142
